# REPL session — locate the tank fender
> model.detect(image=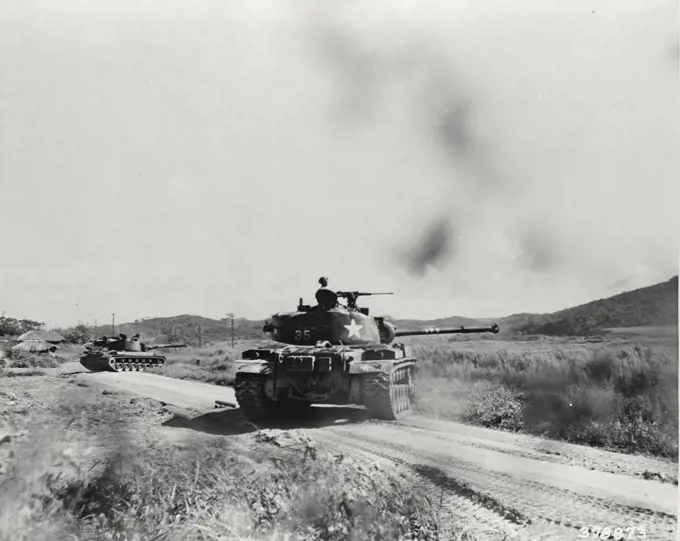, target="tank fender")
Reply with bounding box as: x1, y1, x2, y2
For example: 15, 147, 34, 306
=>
348, 359, 414, 375
233, 360, 273, 375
